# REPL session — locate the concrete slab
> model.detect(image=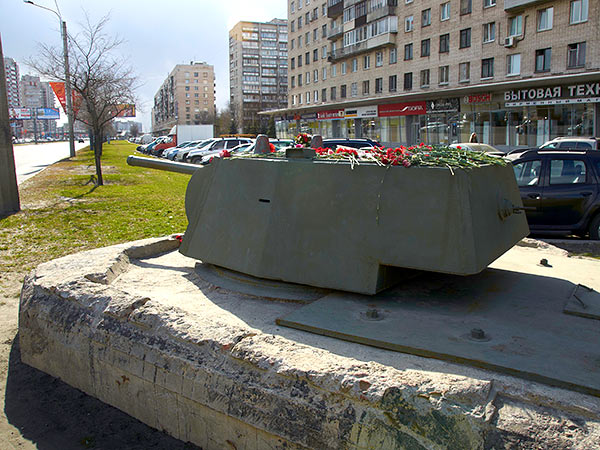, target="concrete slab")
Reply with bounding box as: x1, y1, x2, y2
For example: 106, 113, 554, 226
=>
18, 237, 600, 449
